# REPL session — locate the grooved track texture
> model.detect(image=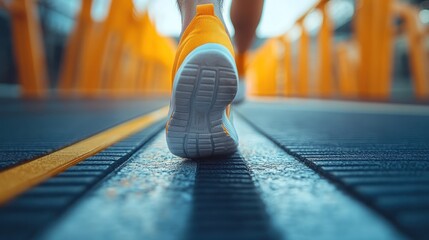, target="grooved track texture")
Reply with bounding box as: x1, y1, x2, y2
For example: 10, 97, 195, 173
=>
0, 99, 167, 170
0, 121, 165, 240
186, 154, 277, 240
237, 102, 429, 240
